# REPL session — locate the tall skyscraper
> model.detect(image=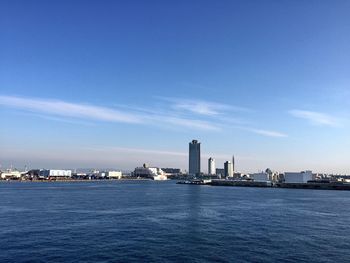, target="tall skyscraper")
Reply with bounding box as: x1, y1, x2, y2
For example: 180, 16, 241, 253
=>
232, 155, 235, 174
208, 157, 215, 175
224, 161, 233, 177
189, 140, 201, 175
